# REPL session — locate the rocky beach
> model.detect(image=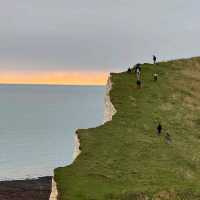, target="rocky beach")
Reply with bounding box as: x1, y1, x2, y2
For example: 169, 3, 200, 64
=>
0, 176, 52, 200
